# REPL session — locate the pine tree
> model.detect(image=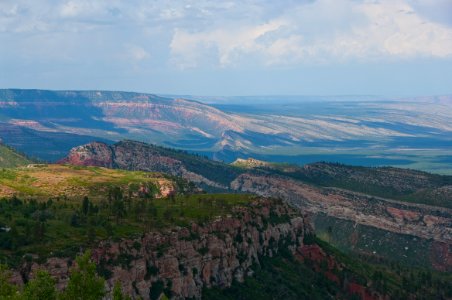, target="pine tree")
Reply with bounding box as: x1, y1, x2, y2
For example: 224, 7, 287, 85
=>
113, 281, 131, 300
60, 251, 105, 300
82, 196, 90, 216
22, 270, 57, 300
0, 265, 18, 298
